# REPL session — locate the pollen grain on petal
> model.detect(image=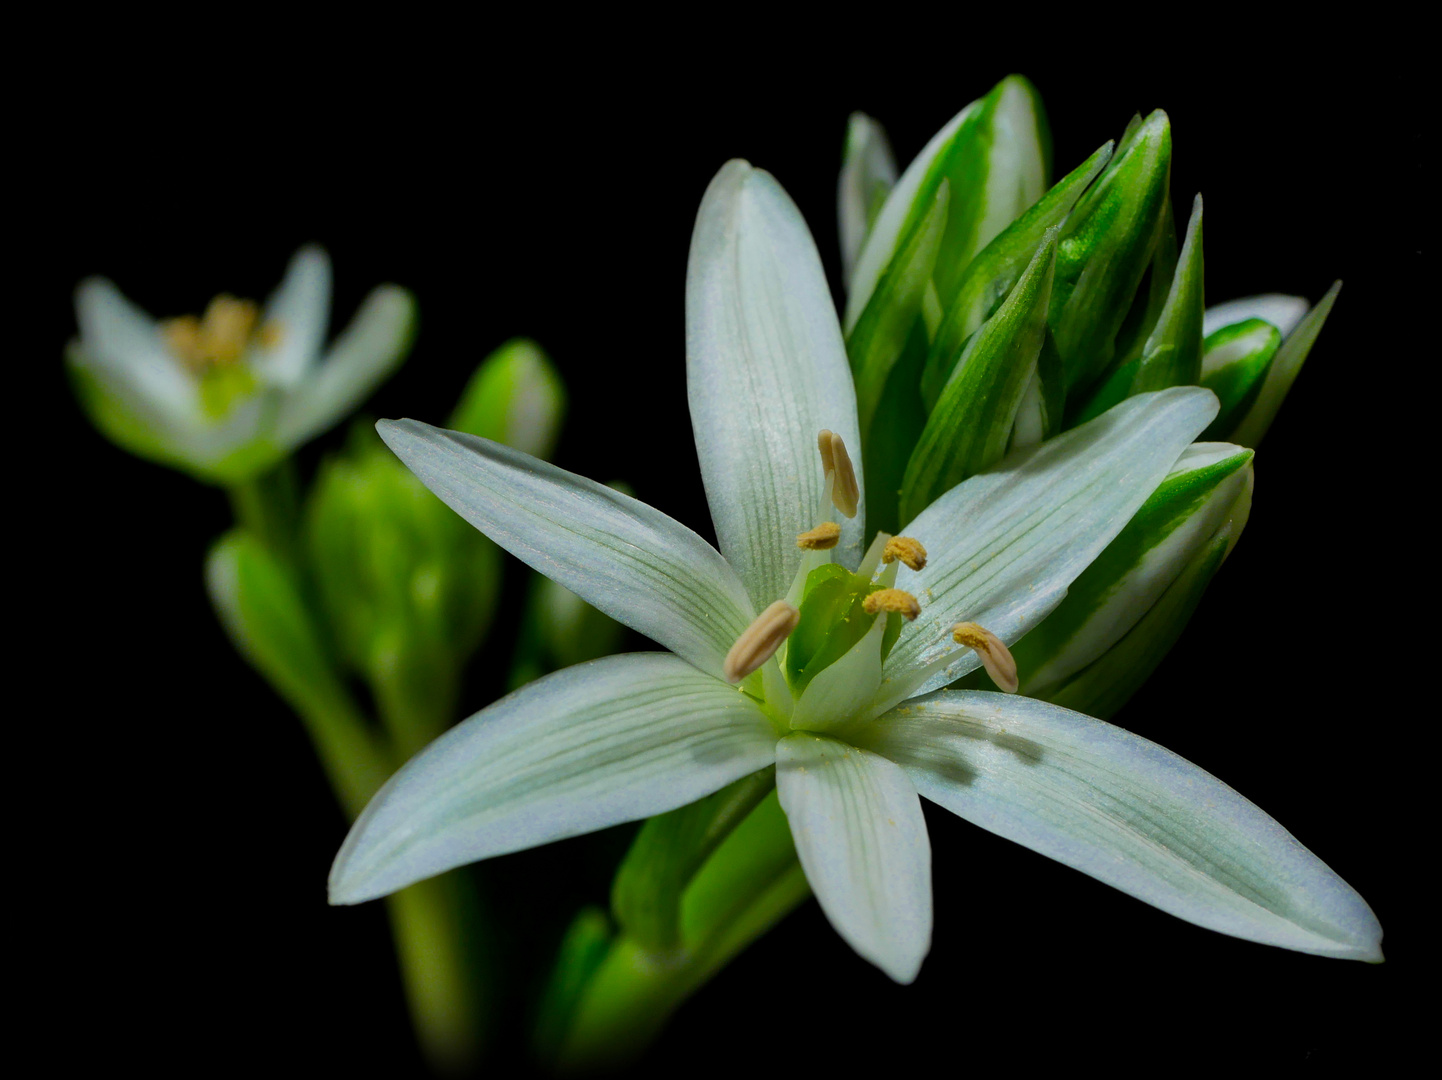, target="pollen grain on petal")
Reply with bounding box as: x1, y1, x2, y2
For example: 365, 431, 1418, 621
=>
723, 600, 800, 684
882, 536, 928, 571
863, 588, 920, 621
796, 522, 842, 550
818, 429, 859, 518
952, 622, 1019, 693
